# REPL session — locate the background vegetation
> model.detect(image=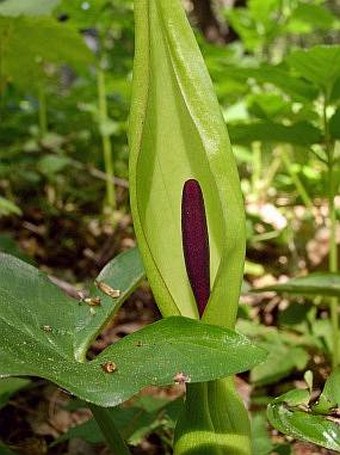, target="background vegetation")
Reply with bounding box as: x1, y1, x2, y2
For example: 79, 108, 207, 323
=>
0, 0, 339, 453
